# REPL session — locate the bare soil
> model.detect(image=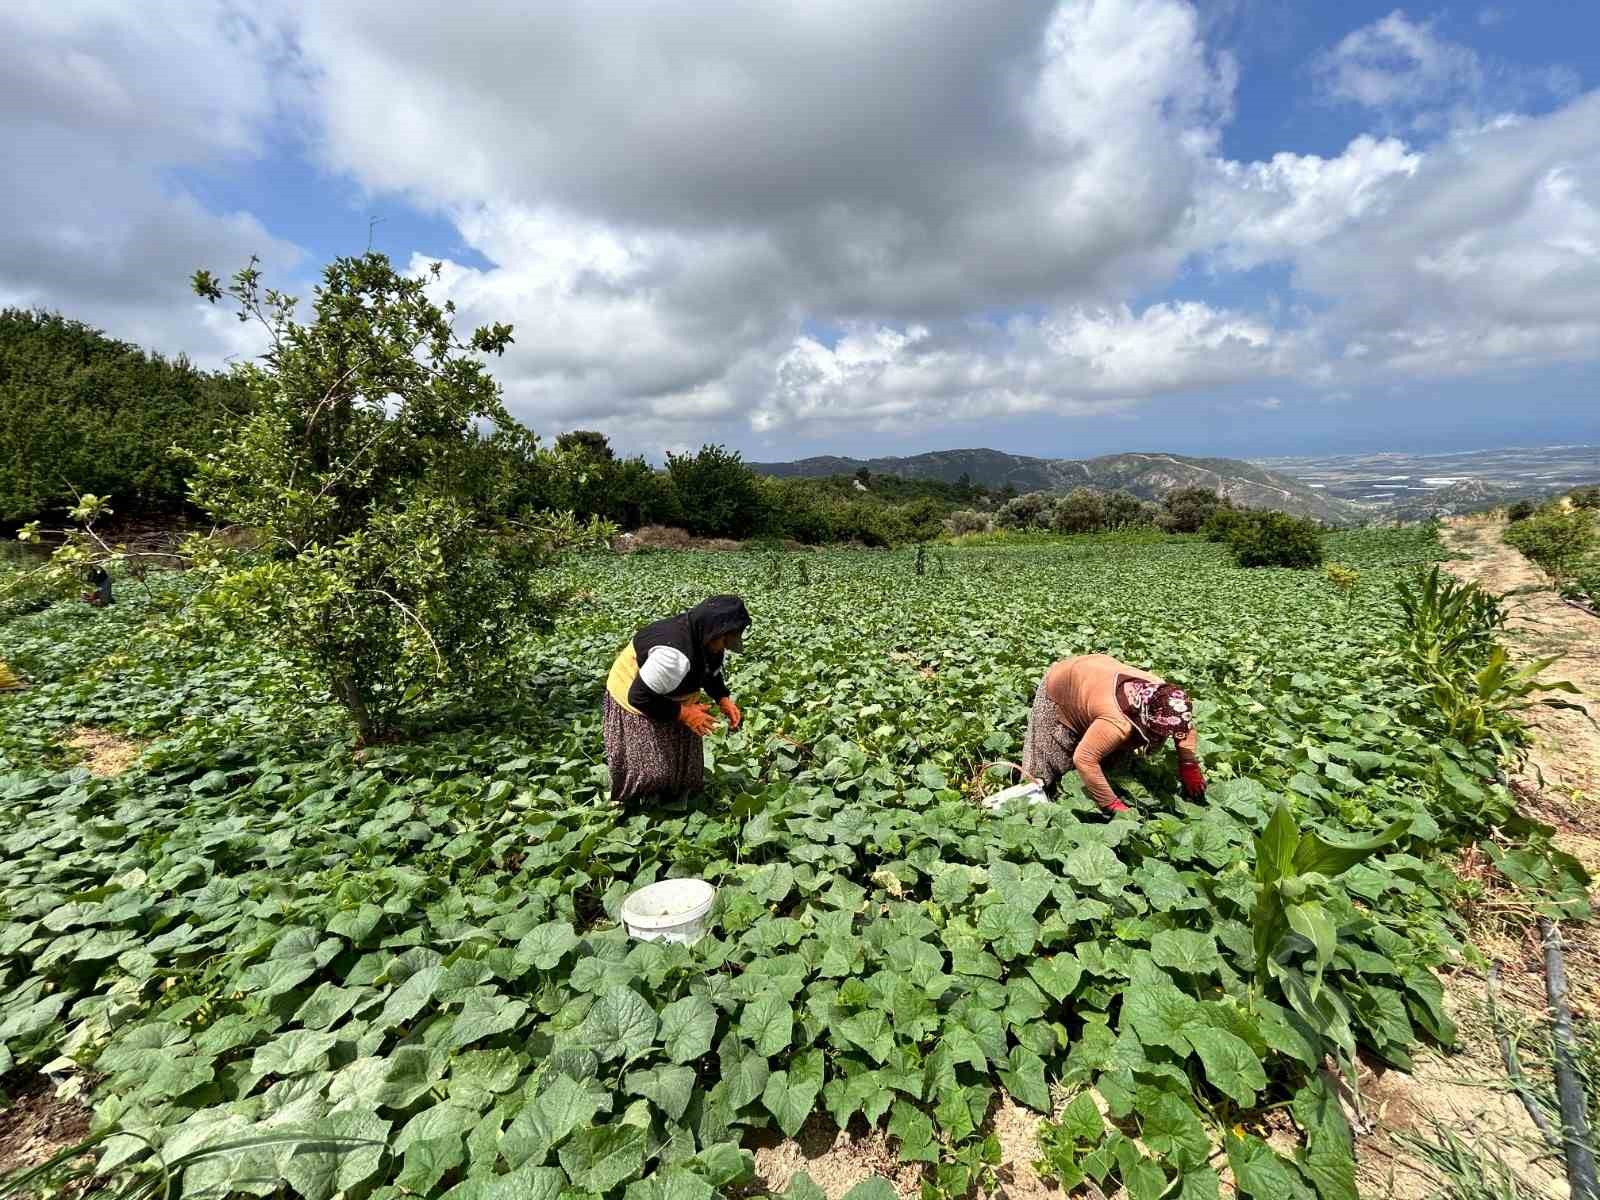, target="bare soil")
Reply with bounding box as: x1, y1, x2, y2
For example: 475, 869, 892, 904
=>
0, 1071, 93, 1181
62, 727, 145, 777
